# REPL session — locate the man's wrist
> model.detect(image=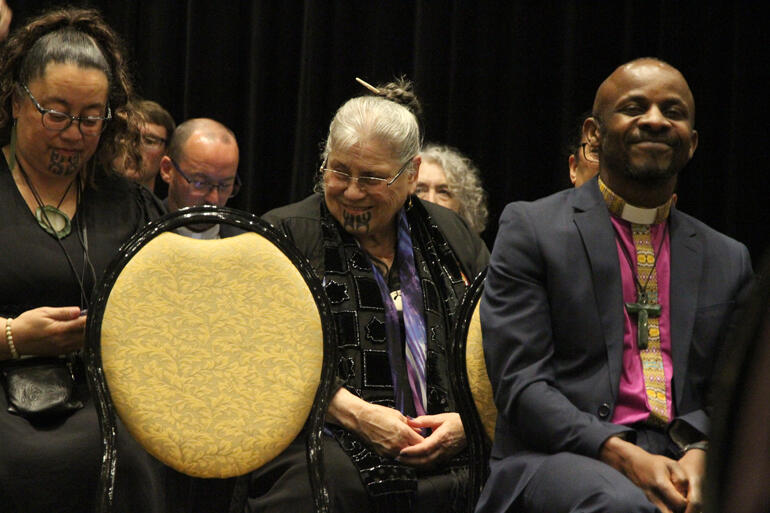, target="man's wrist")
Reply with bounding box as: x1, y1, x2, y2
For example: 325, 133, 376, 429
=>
599, 435, 636, 472
681, 440, 708, 455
